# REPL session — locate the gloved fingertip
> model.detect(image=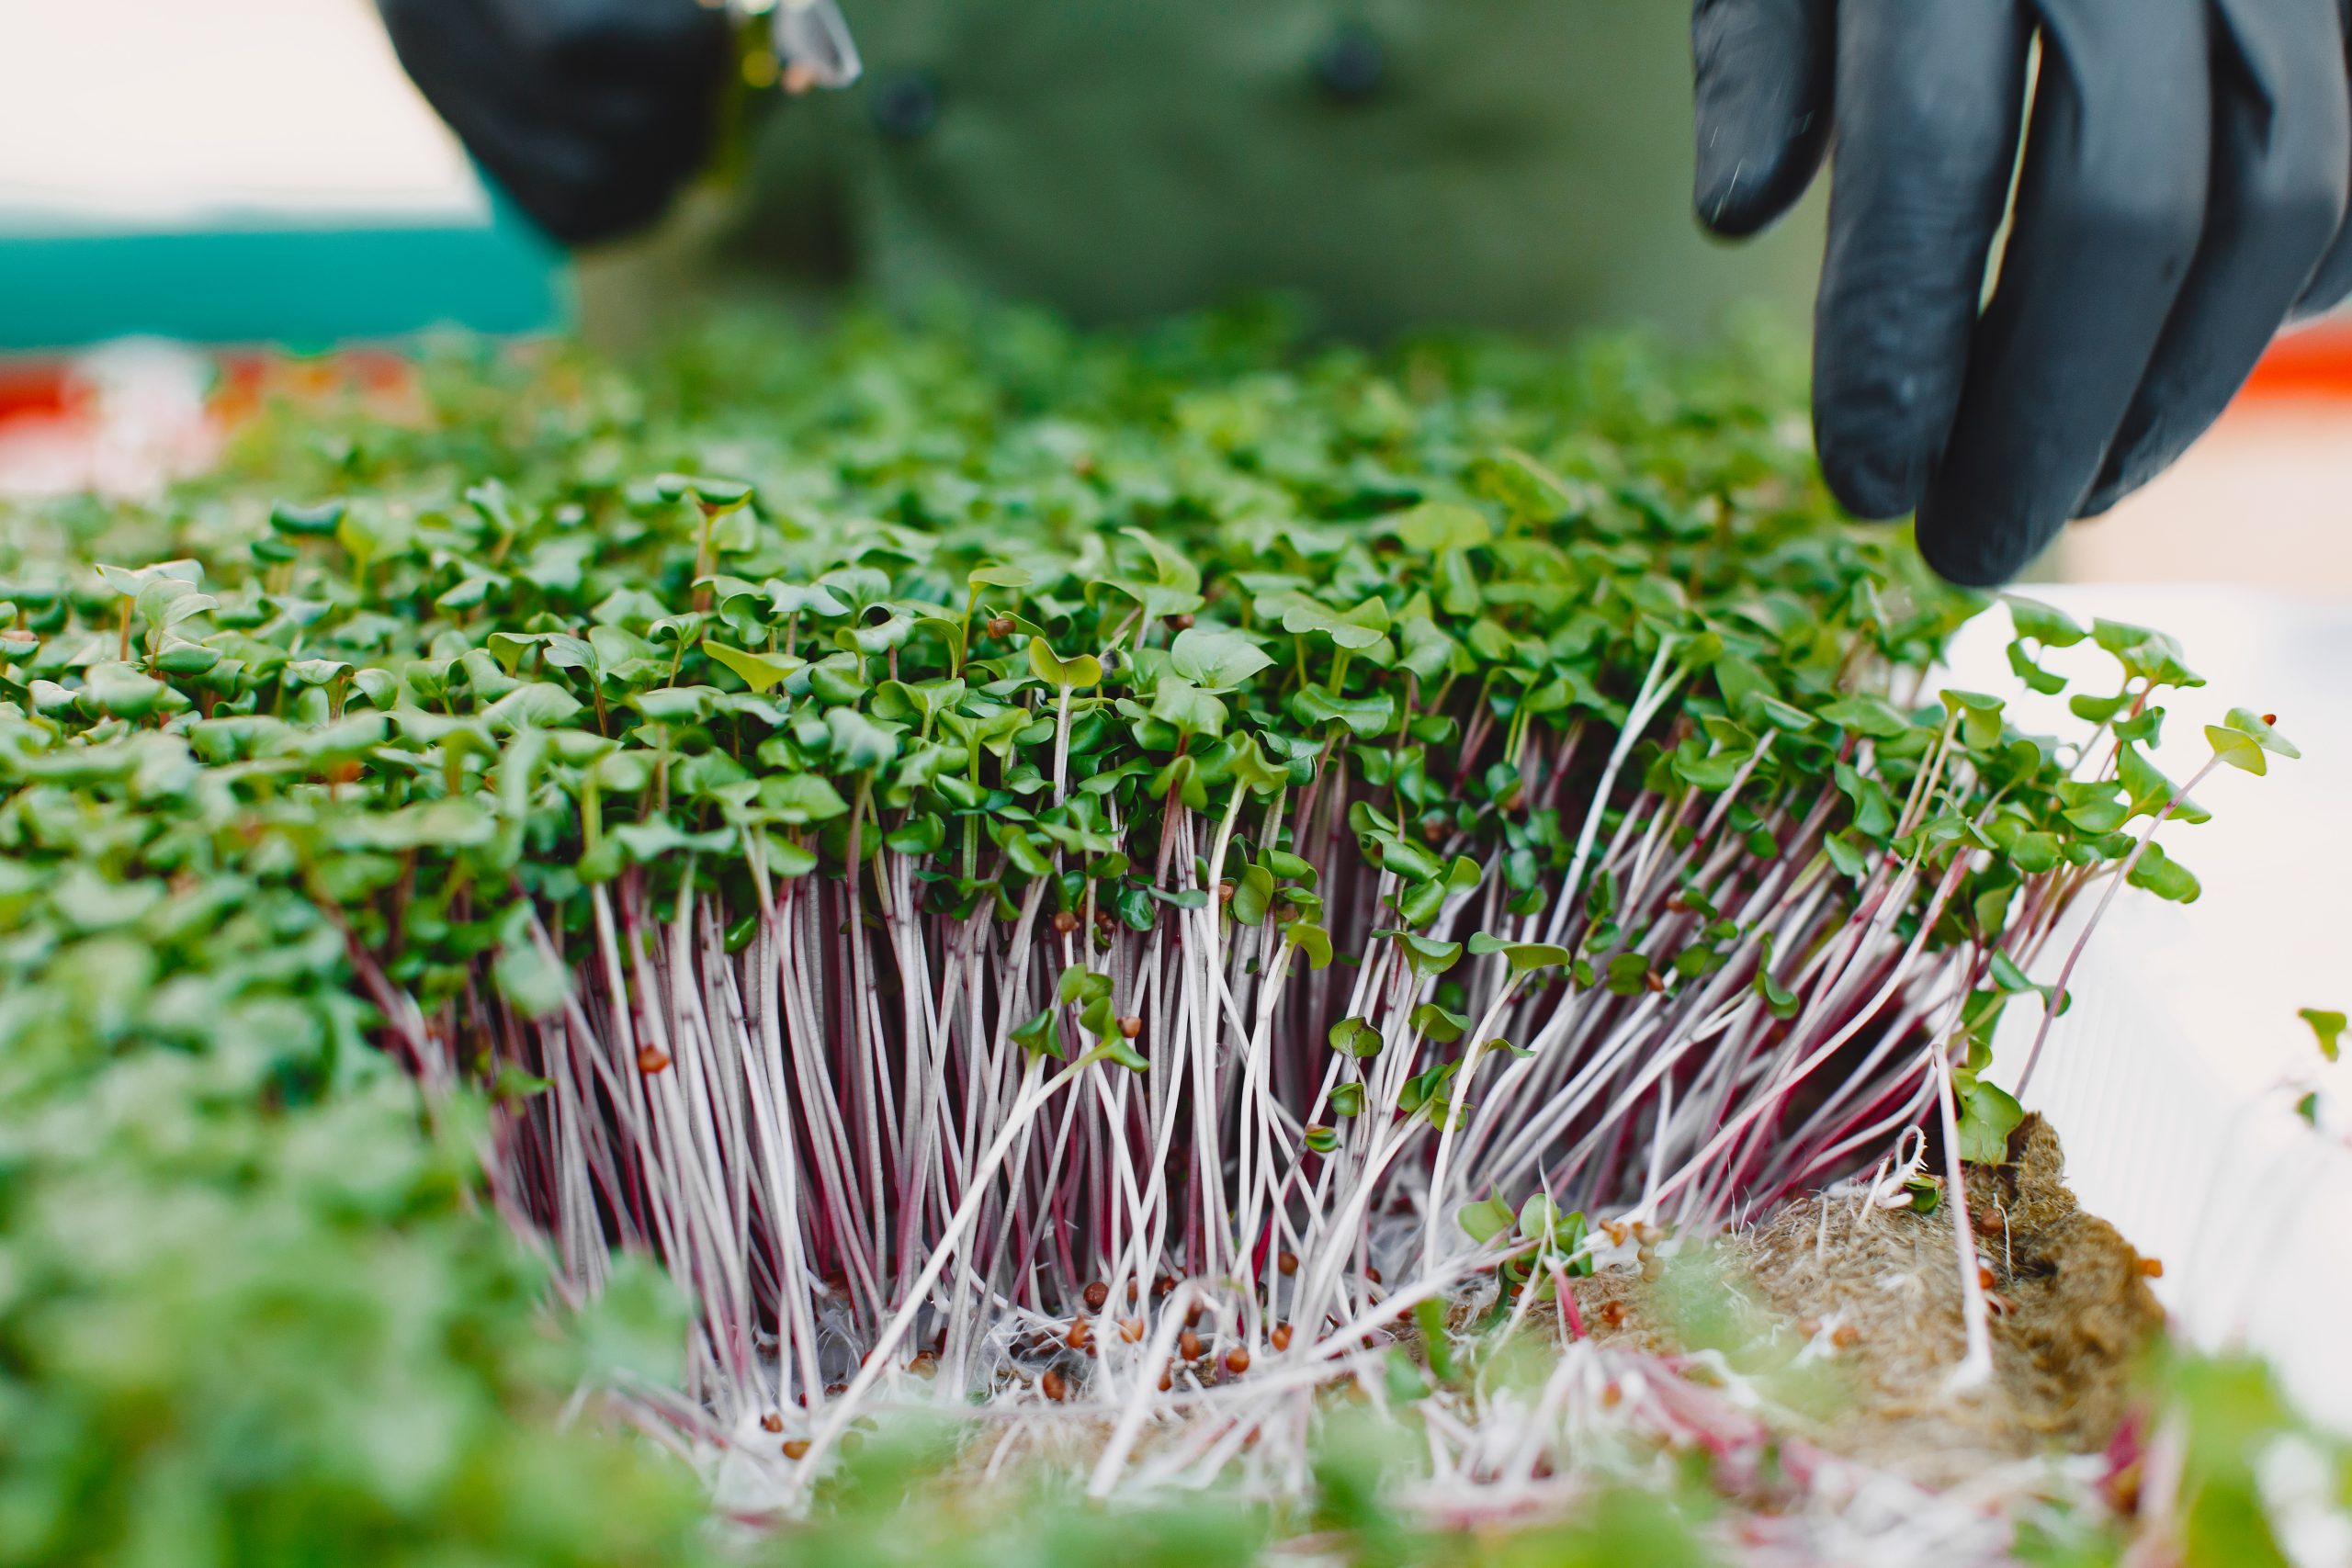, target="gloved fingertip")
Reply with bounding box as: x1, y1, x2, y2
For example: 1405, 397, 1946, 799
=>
2292, 243, 2352, 321
1913, 489, 2056, 589
2073, 433, 2144, 518
1693, 163, 1799, 241
1691, 88, 1830, 238
1813, 390, 1938, 522
2075, 453, 2154, 519
2074, 483, 2126, 521
1815, 443, 1931, 525
1690, 0, 1832, 238
2081, 397, 2211, 519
